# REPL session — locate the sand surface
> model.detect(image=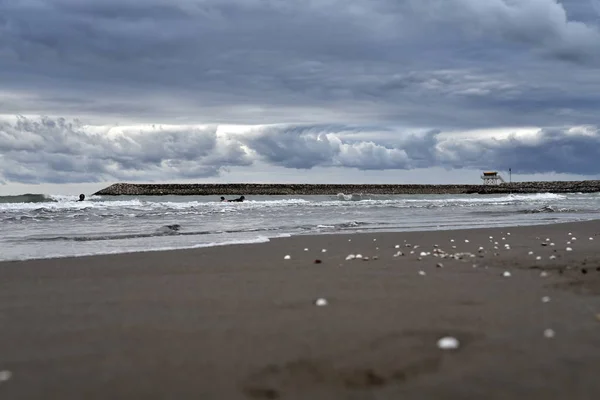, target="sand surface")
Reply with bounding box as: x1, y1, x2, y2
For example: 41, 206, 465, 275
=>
1, 221, 600, 399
